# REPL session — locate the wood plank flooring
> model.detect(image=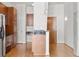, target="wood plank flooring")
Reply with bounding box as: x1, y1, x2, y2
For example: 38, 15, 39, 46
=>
6, 43, 33, 57
50, 43, 75, 57
5, 43, 75, 57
